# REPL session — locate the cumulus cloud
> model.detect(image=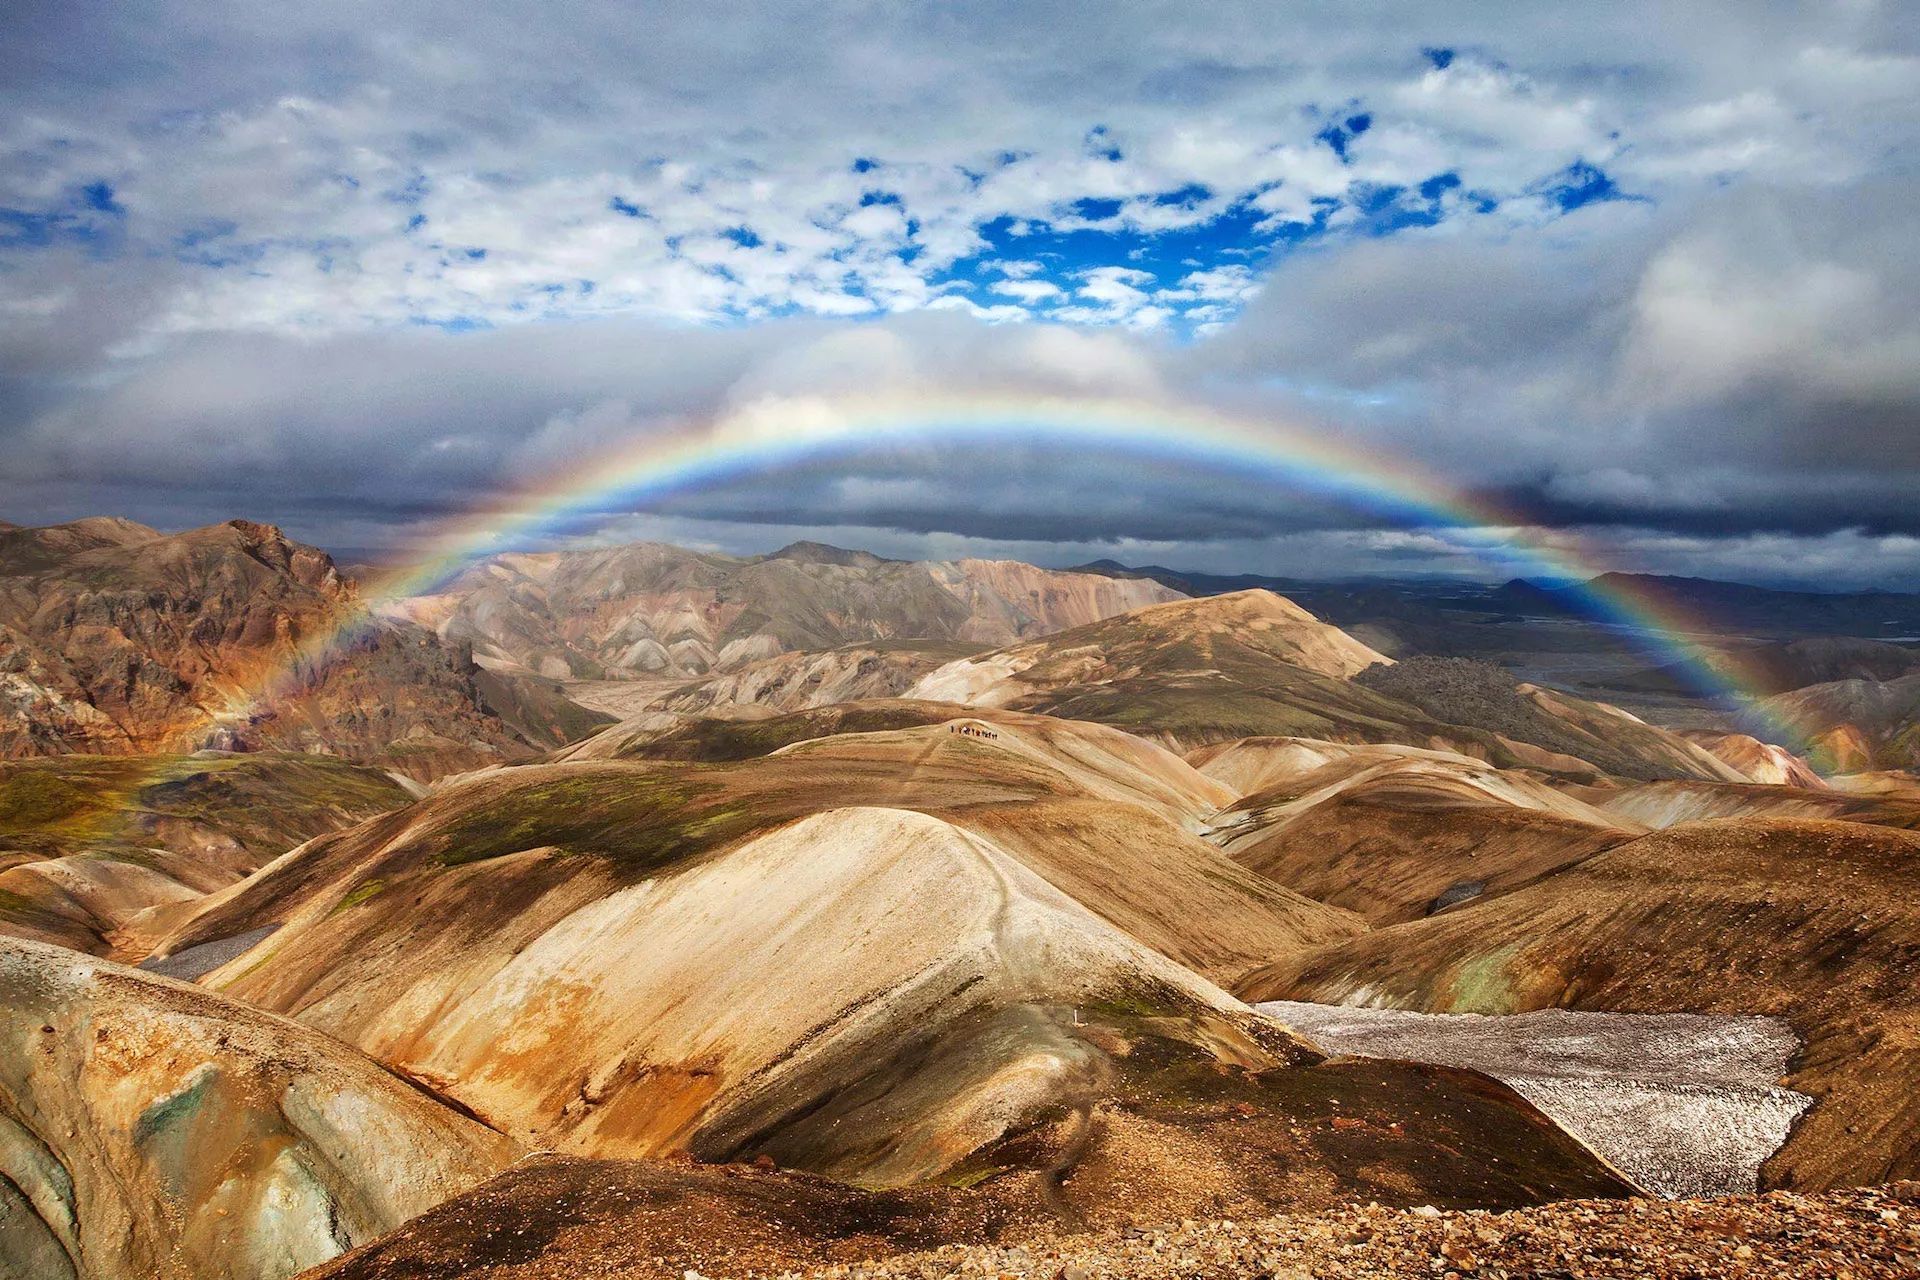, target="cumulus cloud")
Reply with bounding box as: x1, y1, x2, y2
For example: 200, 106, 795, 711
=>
2, 1, 1917, 584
